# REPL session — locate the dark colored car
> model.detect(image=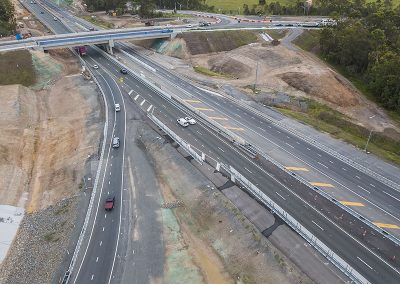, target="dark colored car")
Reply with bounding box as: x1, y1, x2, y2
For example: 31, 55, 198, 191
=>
120, 68, 128, 74
89, 27, 95, 31
40, 11, 44, 14
104, 196, 115, 211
